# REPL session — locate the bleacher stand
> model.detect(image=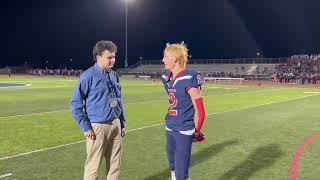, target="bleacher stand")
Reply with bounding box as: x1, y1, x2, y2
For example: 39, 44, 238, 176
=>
124, 58, 283, 81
